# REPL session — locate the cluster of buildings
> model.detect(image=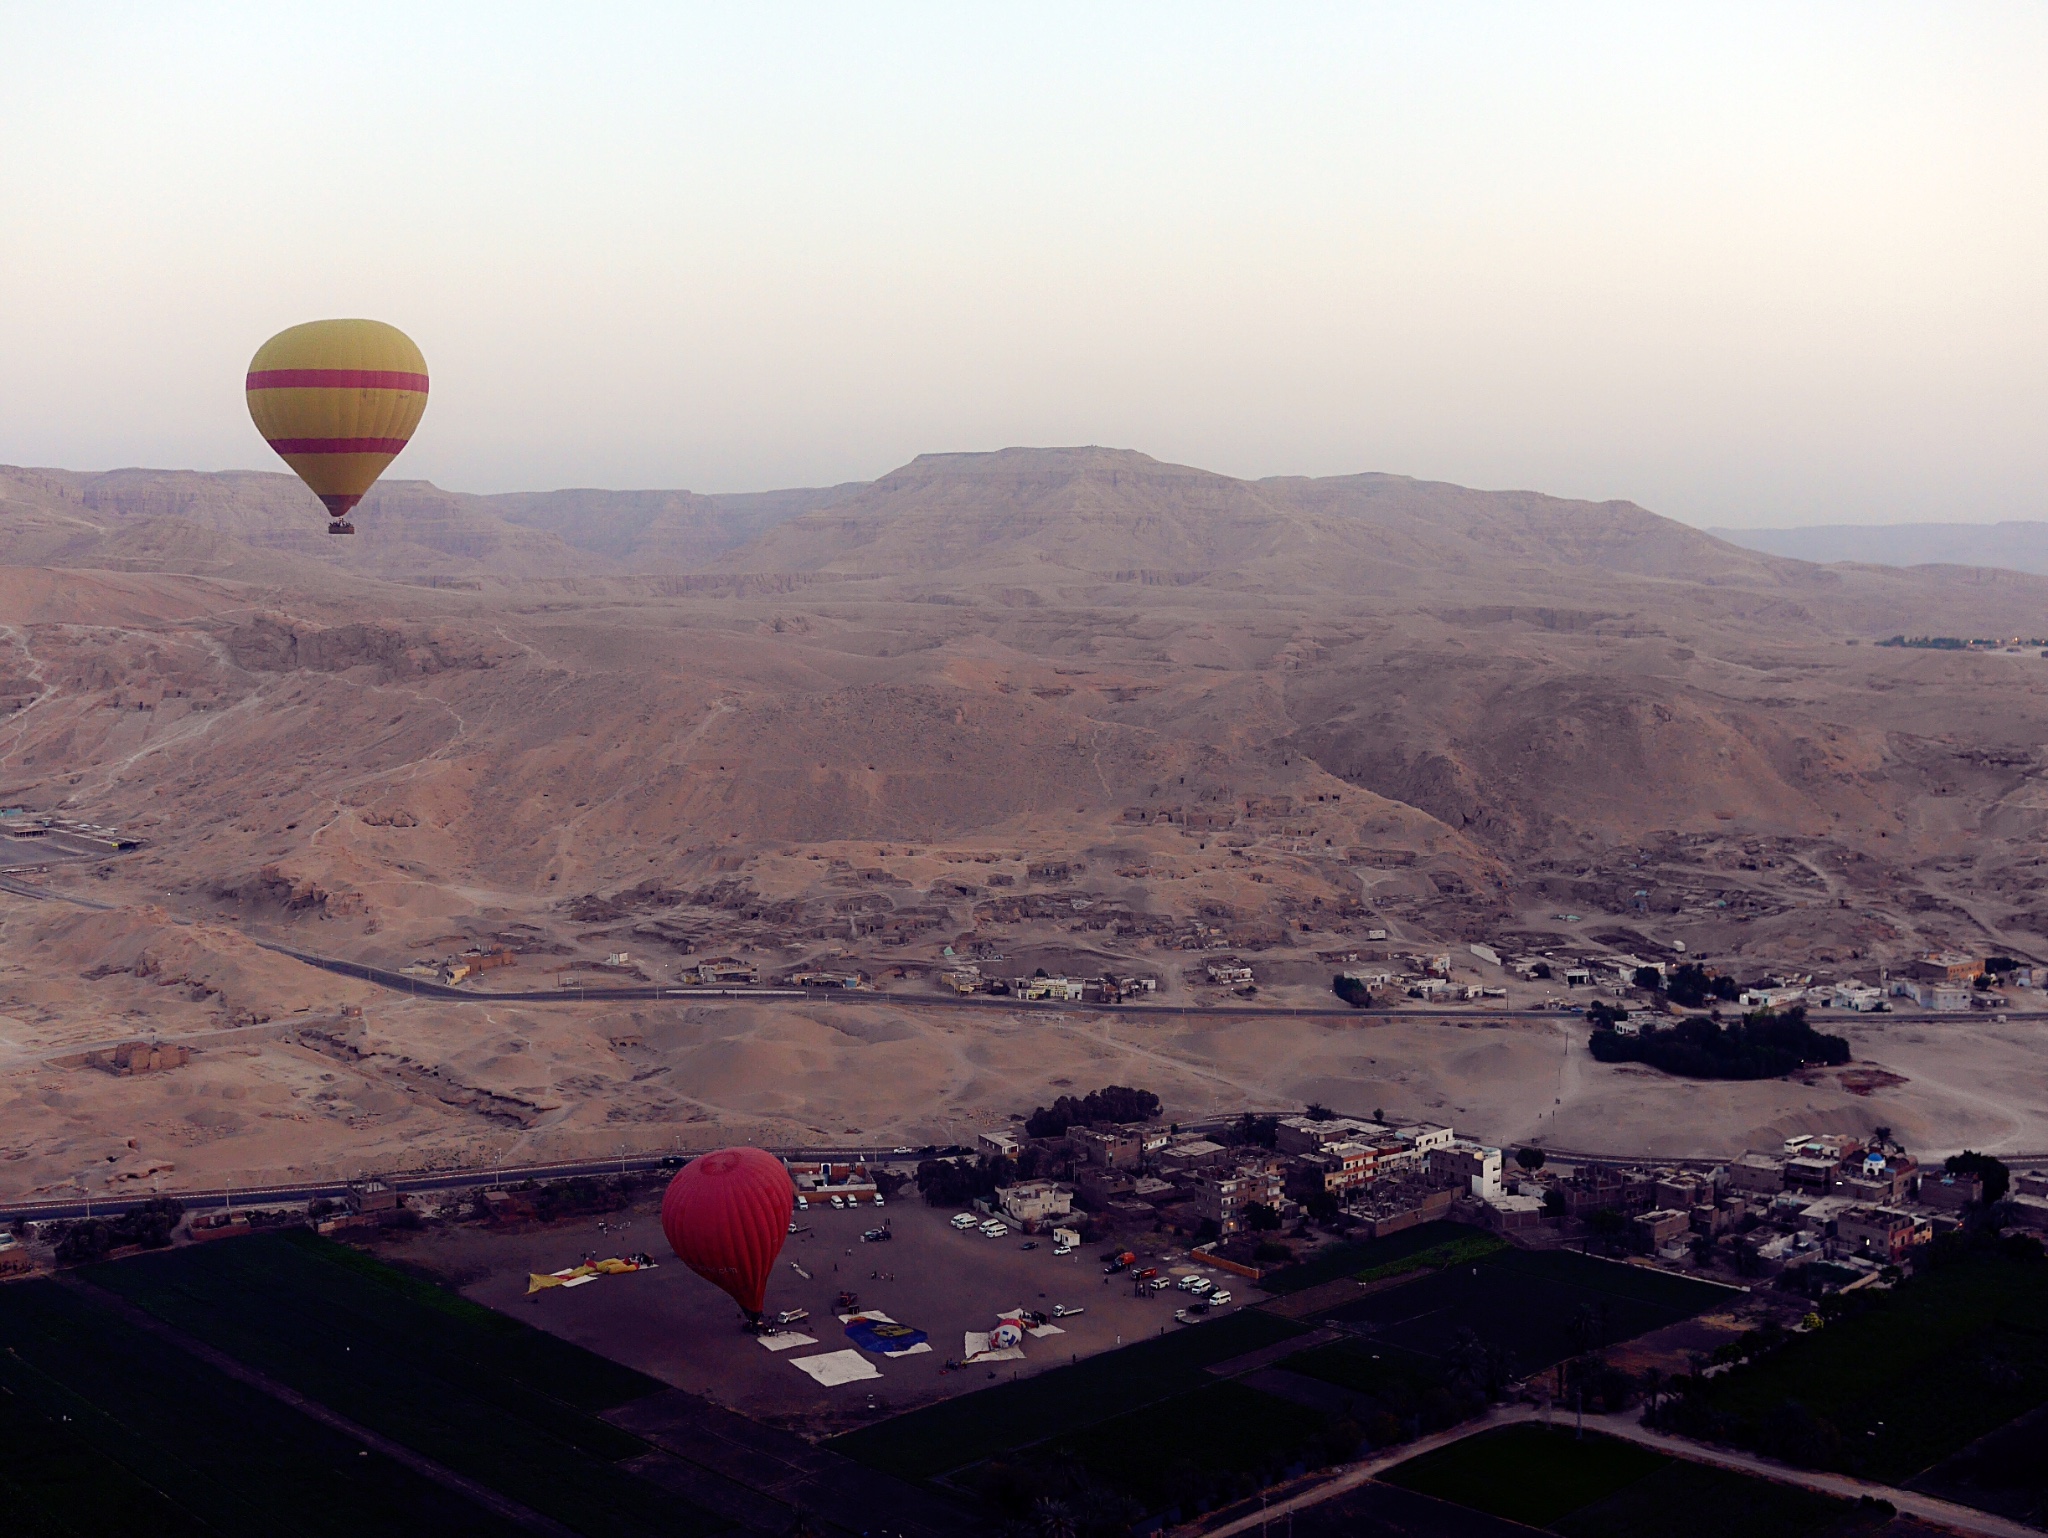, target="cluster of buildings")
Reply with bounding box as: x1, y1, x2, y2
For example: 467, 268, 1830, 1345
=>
680, 956, 760, 985
934, 963, 1159, 1003
972, 1113, 1510, 1263
1505, 1132, 2048, 1282
401, 947, 518, 986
